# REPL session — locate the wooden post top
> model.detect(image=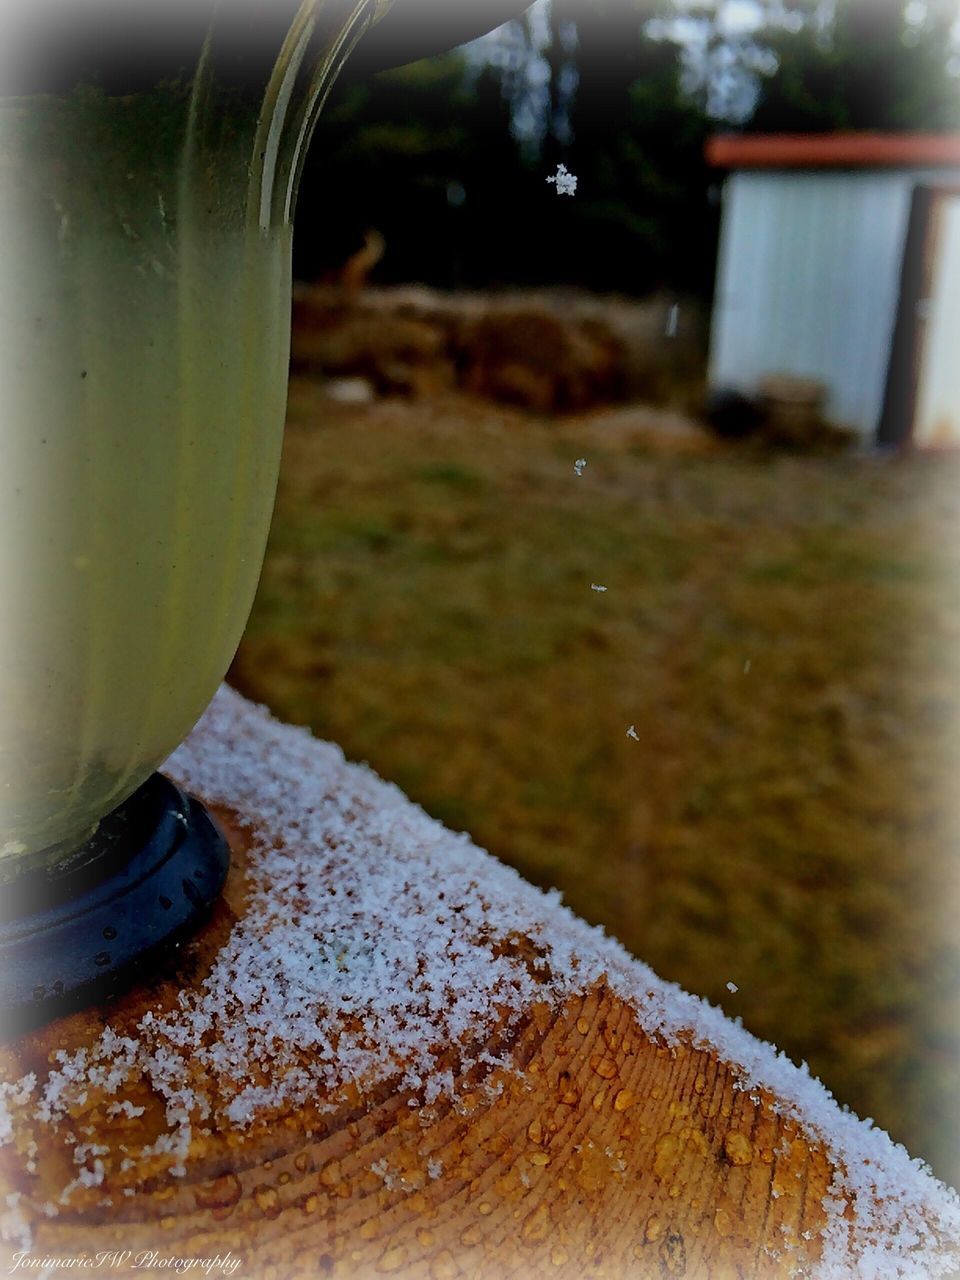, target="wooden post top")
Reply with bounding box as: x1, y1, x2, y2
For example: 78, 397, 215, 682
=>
1, 687, 958, 1277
